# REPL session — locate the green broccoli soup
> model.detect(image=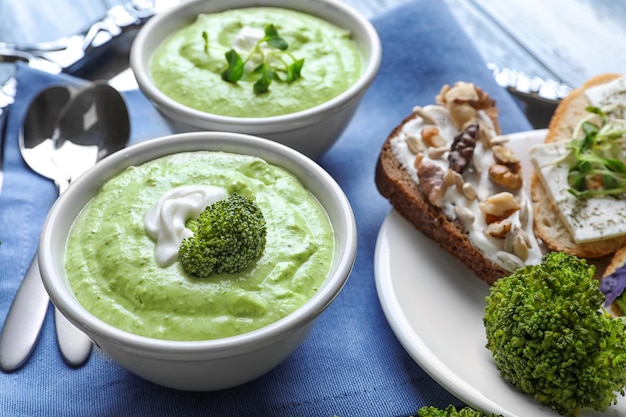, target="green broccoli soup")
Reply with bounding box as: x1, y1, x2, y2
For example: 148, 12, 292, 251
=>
149, 7, 363, 117
65, 151, 334, 341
